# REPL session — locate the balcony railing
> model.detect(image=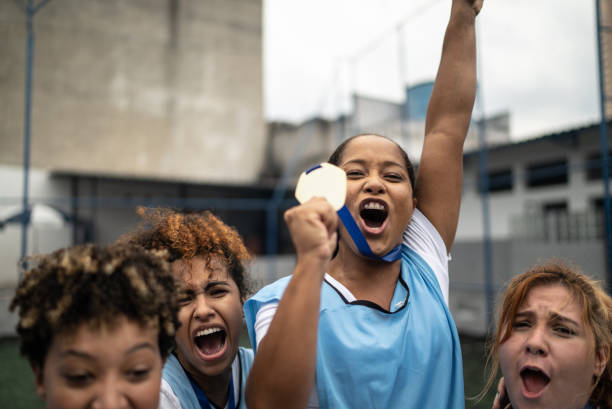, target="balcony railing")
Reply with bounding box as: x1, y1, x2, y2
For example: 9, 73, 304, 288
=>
510, 211, 604, 242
